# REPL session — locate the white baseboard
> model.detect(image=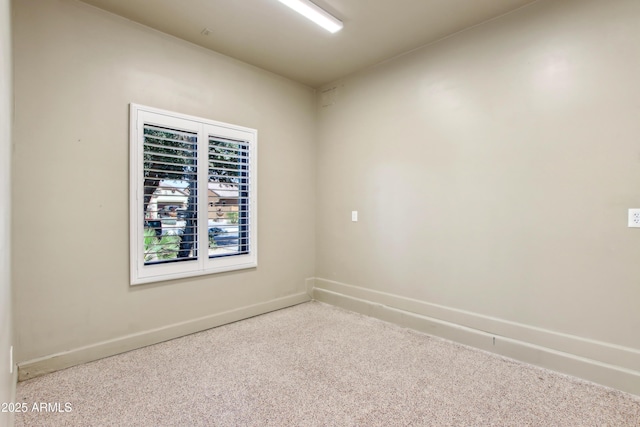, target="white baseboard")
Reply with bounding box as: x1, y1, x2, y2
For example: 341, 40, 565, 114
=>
18, 292, 310, 382
311, 277, 640, 397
